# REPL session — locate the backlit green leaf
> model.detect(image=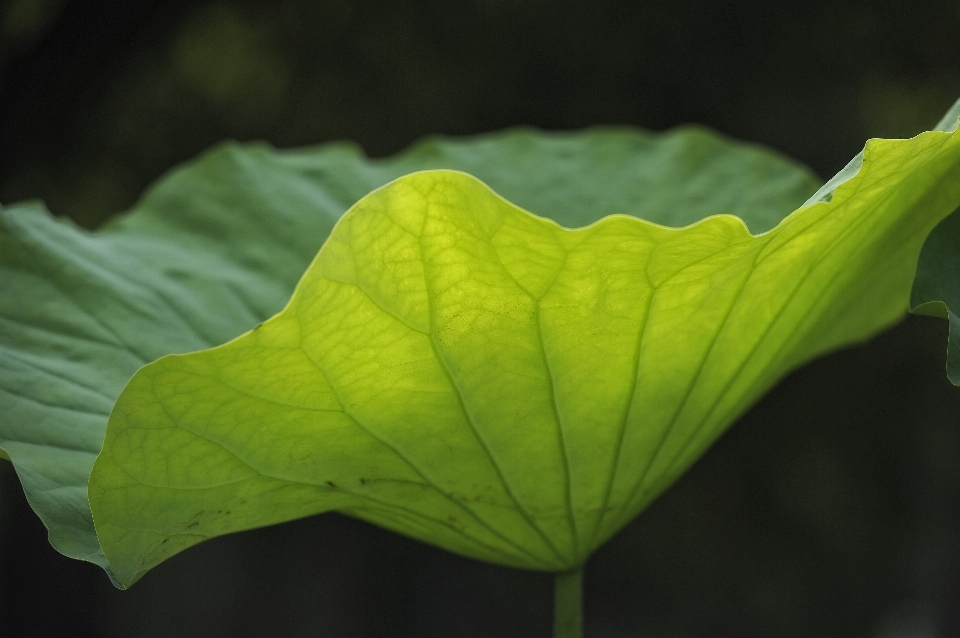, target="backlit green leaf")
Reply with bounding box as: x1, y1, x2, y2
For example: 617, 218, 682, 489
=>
91, 124, 960, 587
0, 127, 820, 583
